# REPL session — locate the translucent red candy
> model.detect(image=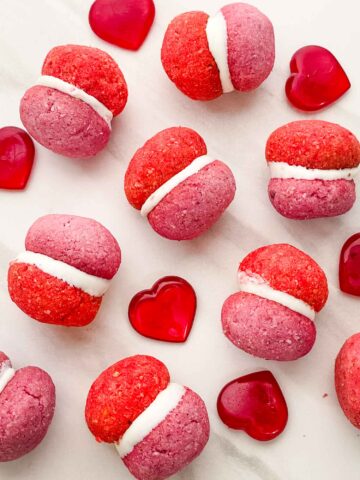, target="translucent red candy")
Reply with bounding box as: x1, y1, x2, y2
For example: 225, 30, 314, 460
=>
285, 45, 350, 111
128, 276, 197, 343
217, 371, 288, 441
89, 0, 155, 51
0, 126, 35, 190
339, 234, 360, 297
